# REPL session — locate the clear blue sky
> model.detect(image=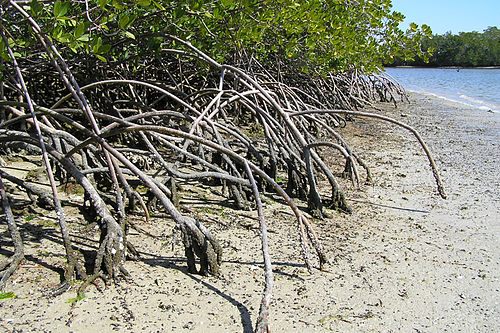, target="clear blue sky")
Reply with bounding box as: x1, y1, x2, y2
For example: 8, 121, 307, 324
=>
390, 0, 500, 35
